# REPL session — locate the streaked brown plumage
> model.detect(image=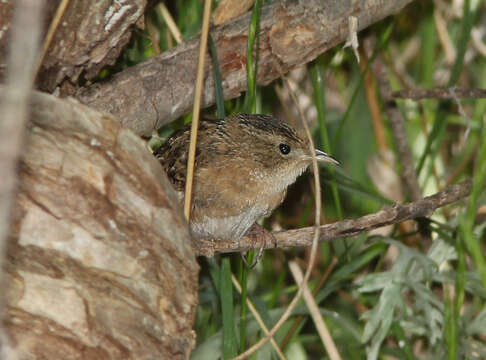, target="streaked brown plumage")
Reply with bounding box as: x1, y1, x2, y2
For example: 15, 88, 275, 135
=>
154, 113, 338, 241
